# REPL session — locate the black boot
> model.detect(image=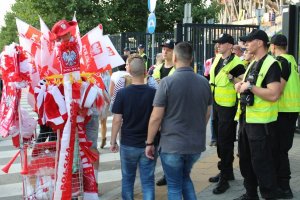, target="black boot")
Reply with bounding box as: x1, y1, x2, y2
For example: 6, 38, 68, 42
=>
277, 187, 293, 199
156, 175, 167, 186
212, 177, 230, 194
277, 179, 293, 199
233, 194, 259, 200
209, 172, 235, 183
